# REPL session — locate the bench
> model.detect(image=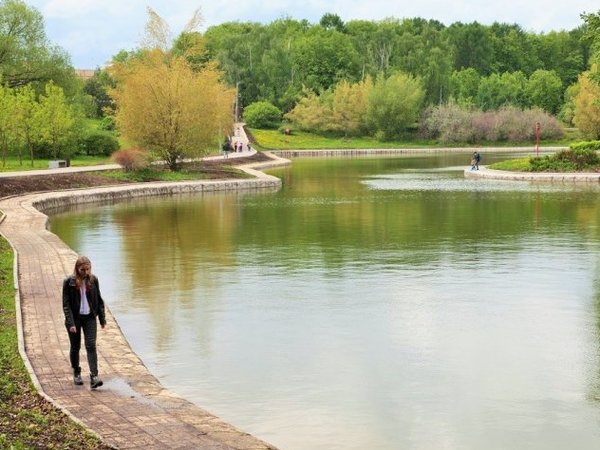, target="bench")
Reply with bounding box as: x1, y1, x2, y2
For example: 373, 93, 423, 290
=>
48, 160, 67, 169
